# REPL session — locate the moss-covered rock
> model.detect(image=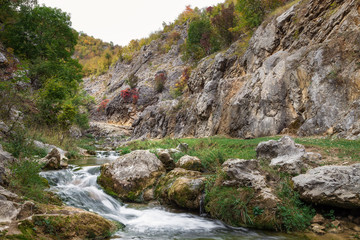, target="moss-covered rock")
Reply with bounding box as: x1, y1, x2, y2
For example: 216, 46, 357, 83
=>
6, 205, 118, 240
97, 150, 165, 202
155, 168, 204, 210
176, 155, 202, 172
